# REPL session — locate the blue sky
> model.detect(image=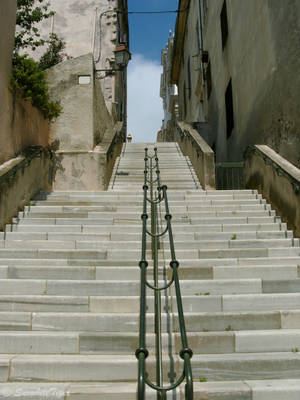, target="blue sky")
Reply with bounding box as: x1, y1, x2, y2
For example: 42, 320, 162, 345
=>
127, 1, 178, 142
128, 0, 178, 62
